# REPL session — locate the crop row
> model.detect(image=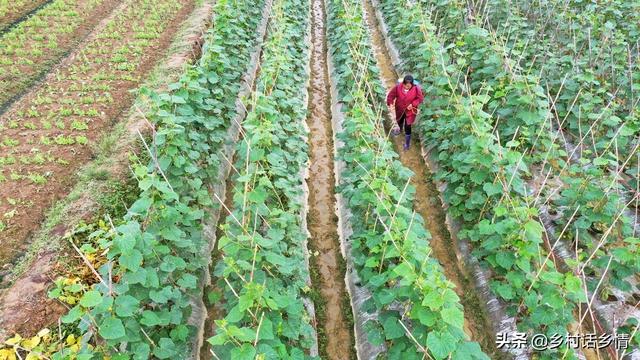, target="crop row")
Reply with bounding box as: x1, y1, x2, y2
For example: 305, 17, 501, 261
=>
425, 0, 639, 319
414, 0, 639, 305
0, 0, 118, 108
481, 0, 639, 191
376, 0, 596, 358
0, 0, 189, 263
388, 0, 640, 354
484, 0, 639, 175
471, 0, 640, 348
40, 0, 271, 358
422, 0, 639, 302
207, 0, 320, 357
327, 0, 489, 358
0, 0, 49, 32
